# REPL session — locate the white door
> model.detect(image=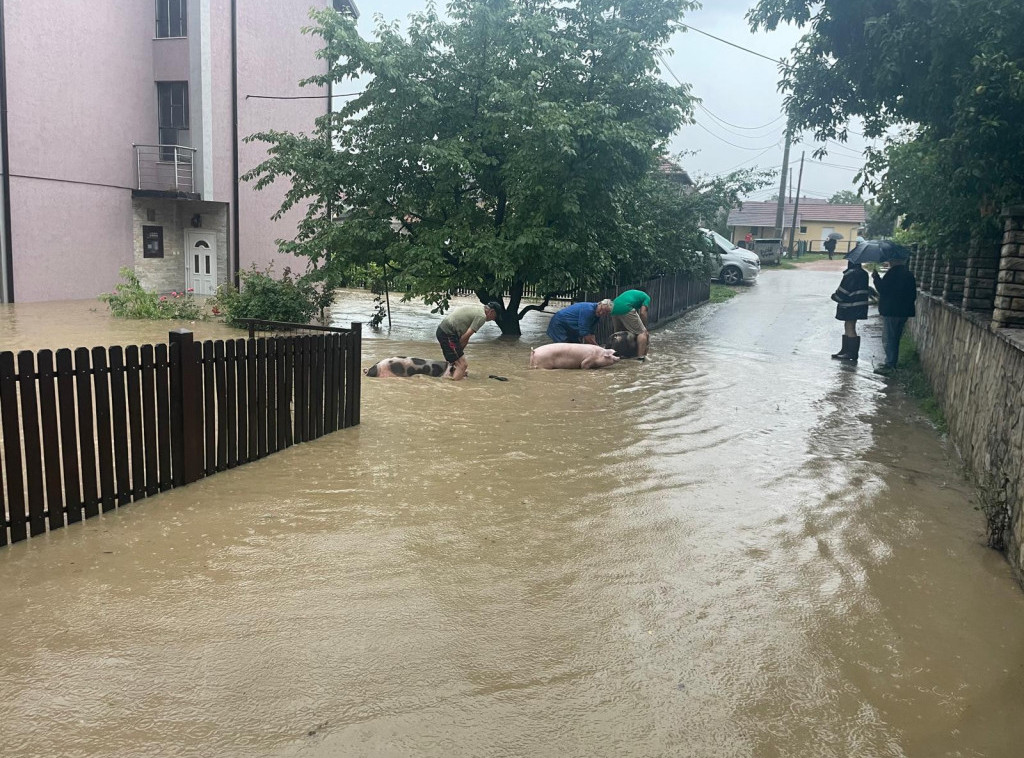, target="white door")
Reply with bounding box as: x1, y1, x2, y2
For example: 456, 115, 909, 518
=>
184, 230, 217, 295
